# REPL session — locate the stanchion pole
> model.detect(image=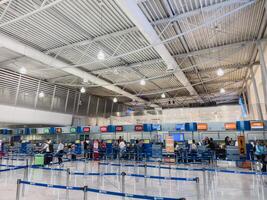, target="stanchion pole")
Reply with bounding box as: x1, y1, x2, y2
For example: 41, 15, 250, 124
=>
144, 163, 147, 177
203, 168, 206, 199
83, 186, 88, 200
66, 168, 70, 200
158, 161, 161, 177
22, 159, 29, 196
196, 176, 200, 200
121, 172, 126, 195
16, 179, 21, 200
